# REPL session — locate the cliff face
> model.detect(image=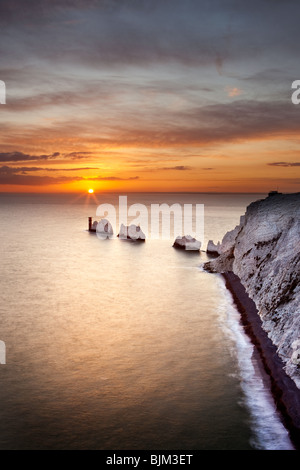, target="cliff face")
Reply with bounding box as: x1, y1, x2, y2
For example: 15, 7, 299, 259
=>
204, 193, 300, 388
